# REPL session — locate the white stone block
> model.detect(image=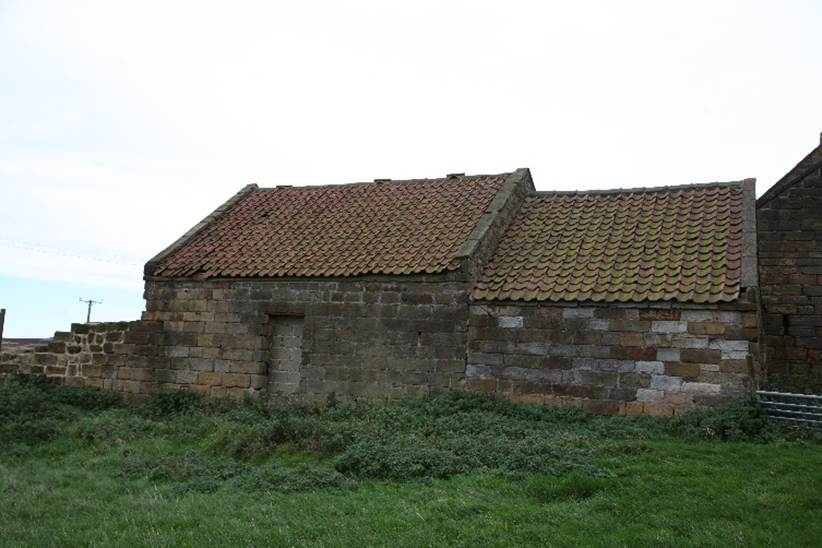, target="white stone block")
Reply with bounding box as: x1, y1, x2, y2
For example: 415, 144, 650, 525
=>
680, 310, 713, 322
716, 311, 742, 324
671, 335, 709, 349
636, 361, 664, 374
682, 382, 721, 394
590, 319, 610, 330
497, 316, 524, 329
652, 321, 688, 333
708, 340, 749, 352
563, 308, 595, 319
650, 375, 683, 392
